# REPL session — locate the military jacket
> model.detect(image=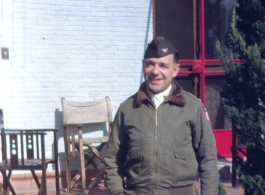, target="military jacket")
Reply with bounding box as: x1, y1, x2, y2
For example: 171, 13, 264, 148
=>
104, 80, 219, 195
